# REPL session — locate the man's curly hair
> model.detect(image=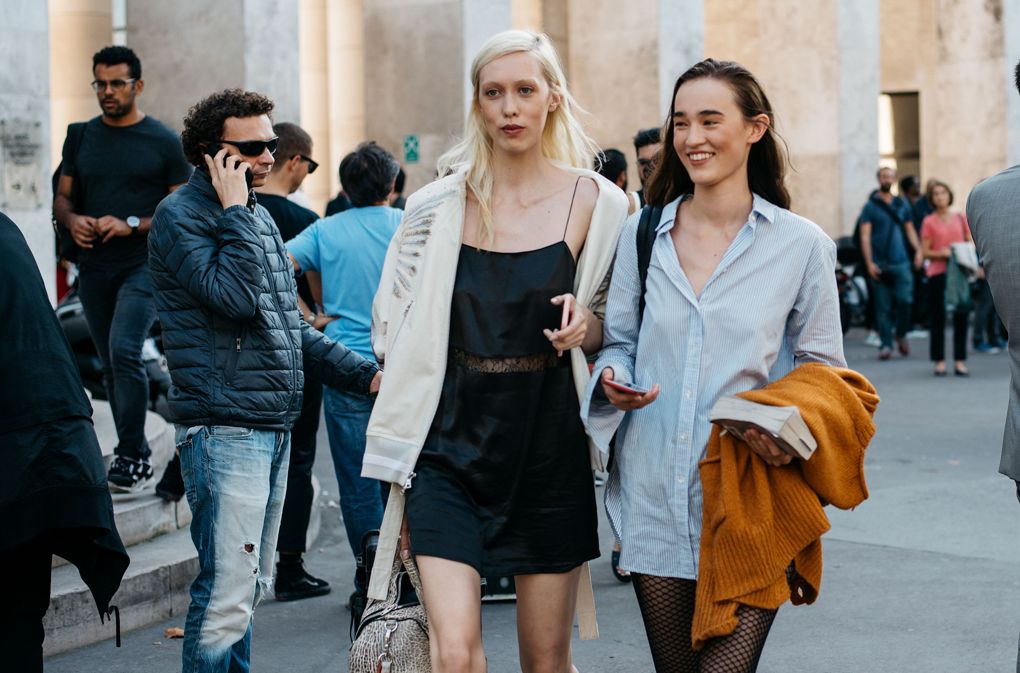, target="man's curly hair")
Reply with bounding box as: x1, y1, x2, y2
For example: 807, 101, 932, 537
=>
181, 89, 274, 167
